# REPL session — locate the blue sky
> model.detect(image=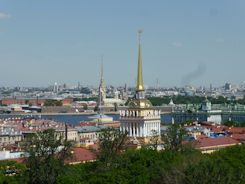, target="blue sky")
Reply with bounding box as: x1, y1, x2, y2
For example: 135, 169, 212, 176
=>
0, 0, 244, 87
